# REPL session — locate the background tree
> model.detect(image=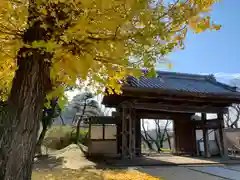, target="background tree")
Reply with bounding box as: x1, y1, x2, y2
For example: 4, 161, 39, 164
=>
0, 0, 221, 179
70, 92, 101, 143
141, 119, 172, 152
57, 91, 102, 143
225, 104, 240, 128
61, 91, 102, 124
141, 119, 154, 151
224, 79, 240, 128
36, 97, 61, 155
